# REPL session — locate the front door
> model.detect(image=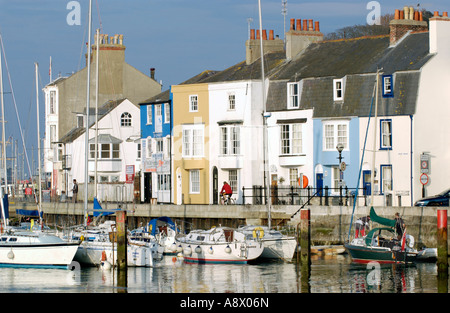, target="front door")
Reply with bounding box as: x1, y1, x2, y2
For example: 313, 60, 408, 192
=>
363, 170, 371, 195
212, 167, 218, 204
316, 173, 323, 196
144, 172, 152, 203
